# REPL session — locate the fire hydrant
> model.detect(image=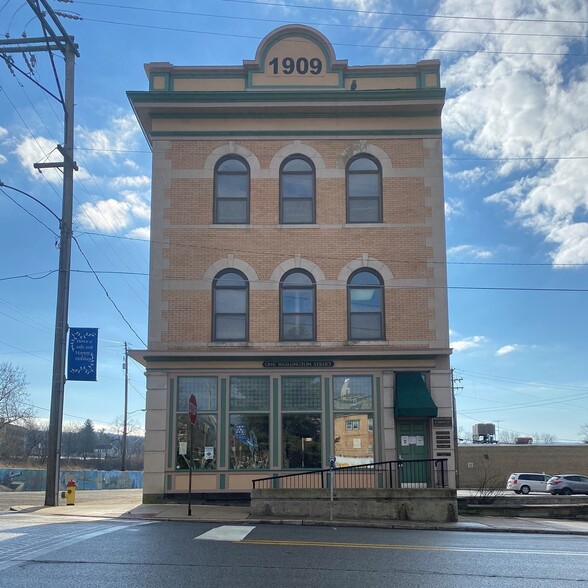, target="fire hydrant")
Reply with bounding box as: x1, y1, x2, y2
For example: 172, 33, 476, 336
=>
64, 479, 76, 506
